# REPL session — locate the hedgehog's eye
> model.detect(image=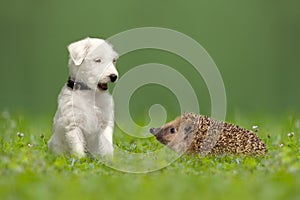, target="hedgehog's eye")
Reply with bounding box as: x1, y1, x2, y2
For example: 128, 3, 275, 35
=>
170, 127, 176, 134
